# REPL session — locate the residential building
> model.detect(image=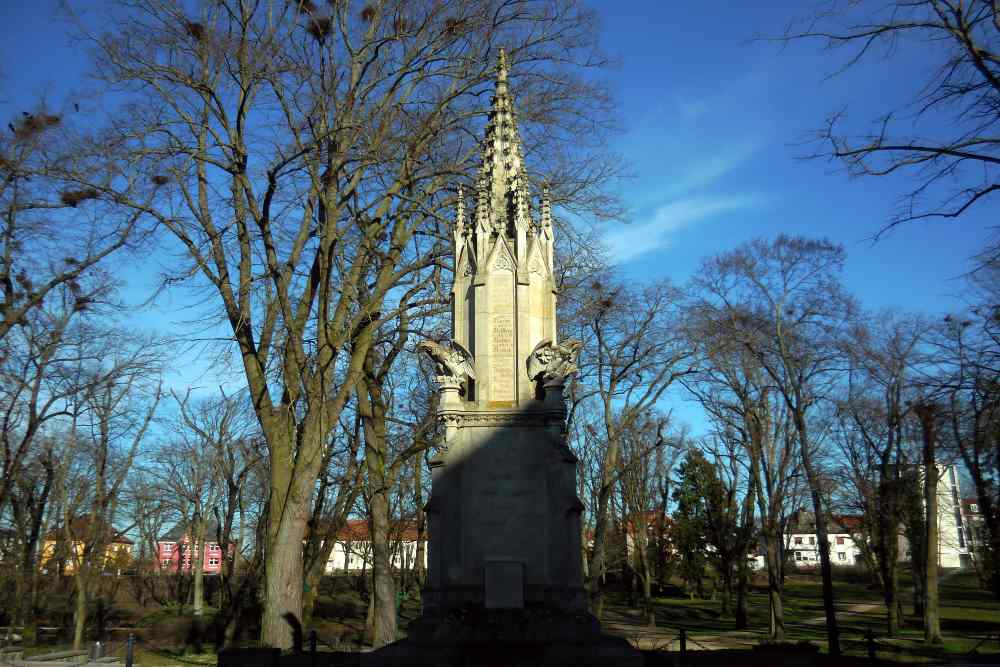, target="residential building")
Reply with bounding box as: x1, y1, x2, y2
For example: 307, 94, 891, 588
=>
936, 464, 970, 569
784, 463, 972, 571
39, 516, 133, 575
156, 522, 229, 574
961, 497, 989, 558
897, 463, 970, 568
784, 508, 863, 567
324, 519, 426, 574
